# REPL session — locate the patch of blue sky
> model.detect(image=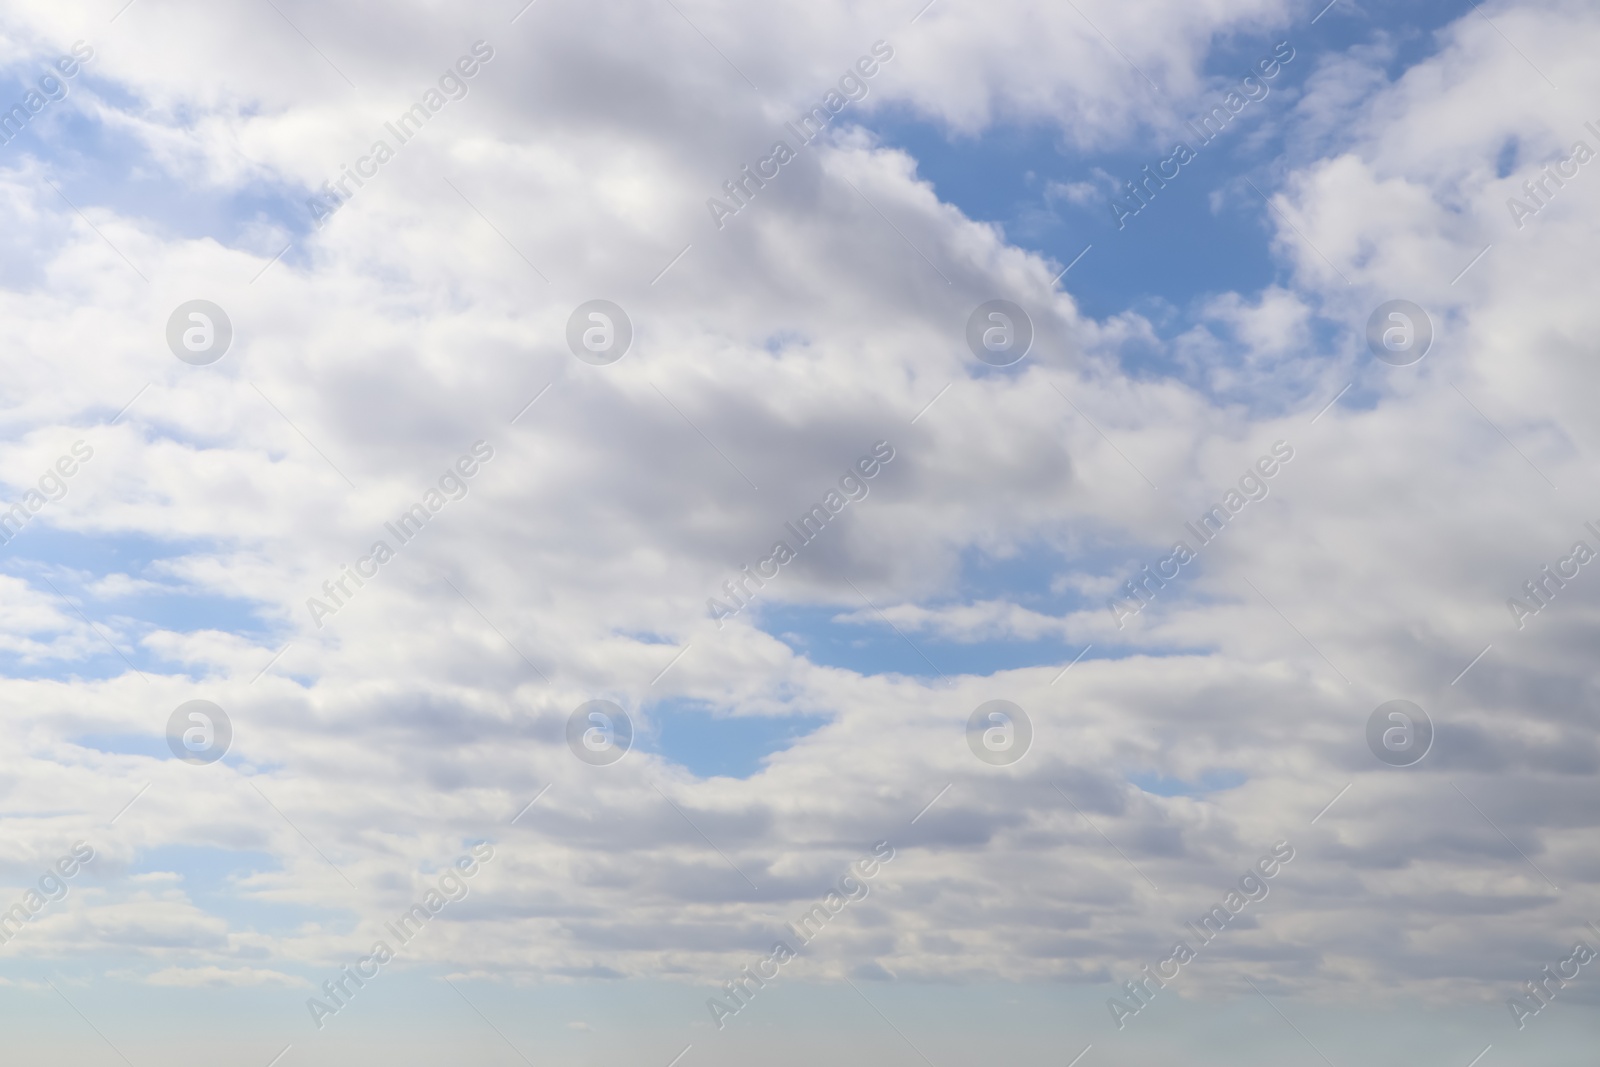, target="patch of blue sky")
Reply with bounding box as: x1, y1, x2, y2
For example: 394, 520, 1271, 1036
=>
4, 528, 269, 631
862, 34, 1317, 311
69, 731, 172, 760
616, 629, 678, 646
639, 696, 828, 779
0, 645, 150, 683
755, 536, 1236, 678
758, 601, 1077, 679
868, 111, 1279, 328
946, 540, 1118, 611
759, 542, 1242, 679
857, 2, 1465, 401
1493, 136, 1522, 178
67, 733, 267, 780
0, 65, 313, 270
0, 529, 275, 680
1298, 0, 1465, 77
1127, 768, 1247, 797
122, 844, 338, 935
